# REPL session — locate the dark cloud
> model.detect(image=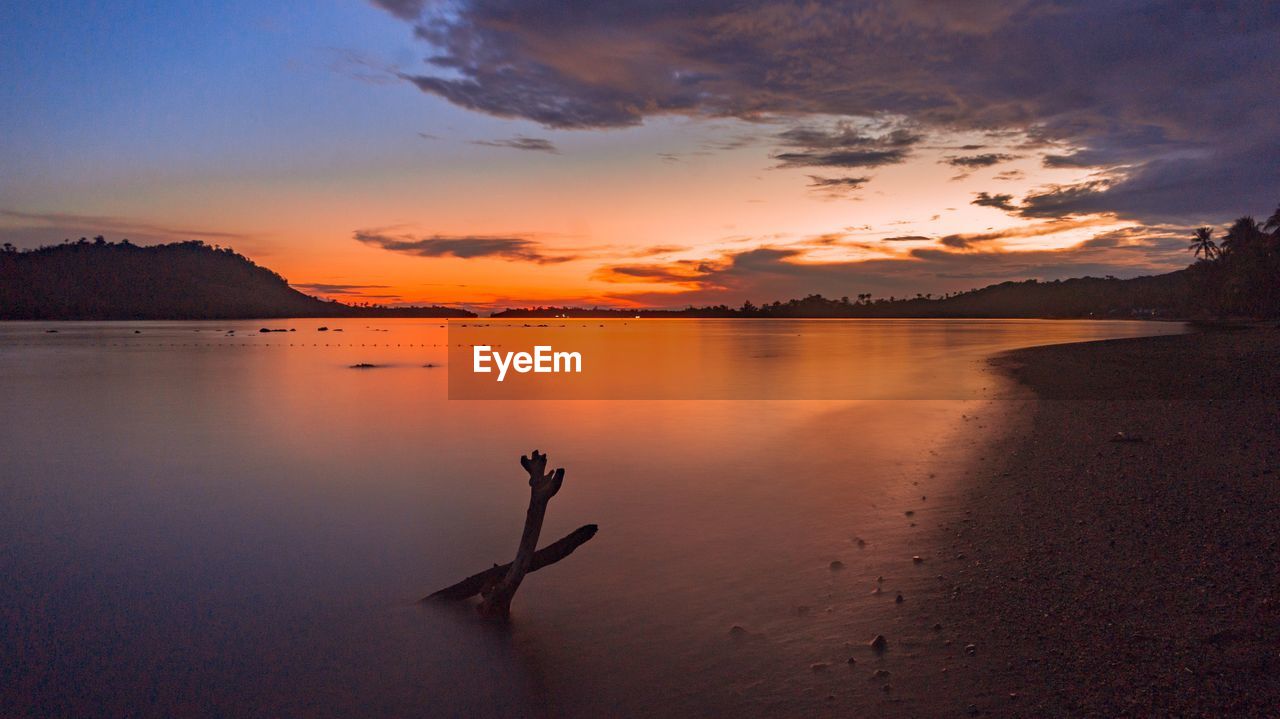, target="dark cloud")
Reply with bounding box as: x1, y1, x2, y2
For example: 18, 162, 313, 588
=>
1017, 180, 1113, 219
380, 1, 1280, 223
882, 235, 930, 242
291, 282, 394, 296
939, 231, 1005, 249
943, 153, 1018, 168
773, 124, 918, 170
368, 0, 425, 21
807, 175, 870, 195
774, 148, 907, 169
971, 191, 1017, 212
471, 135, 560, 153
354, 230, 576, 263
